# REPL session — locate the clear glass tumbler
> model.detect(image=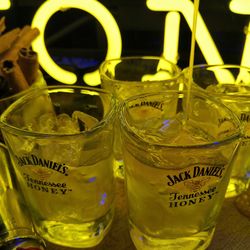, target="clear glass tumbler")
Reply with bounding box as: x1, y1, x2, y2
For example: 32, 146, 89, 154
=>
99, 56, 181, 178
0, 85, 116, 248
120, 89, 241, 250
